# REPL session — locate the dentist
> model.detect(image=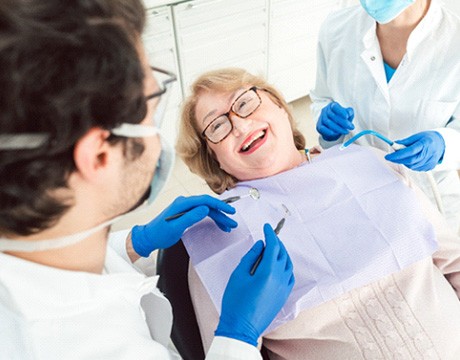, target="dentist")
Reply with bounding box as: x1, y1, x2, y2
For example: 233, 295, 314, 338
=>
311, 0, 460, 232
0, 0, 294, 359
